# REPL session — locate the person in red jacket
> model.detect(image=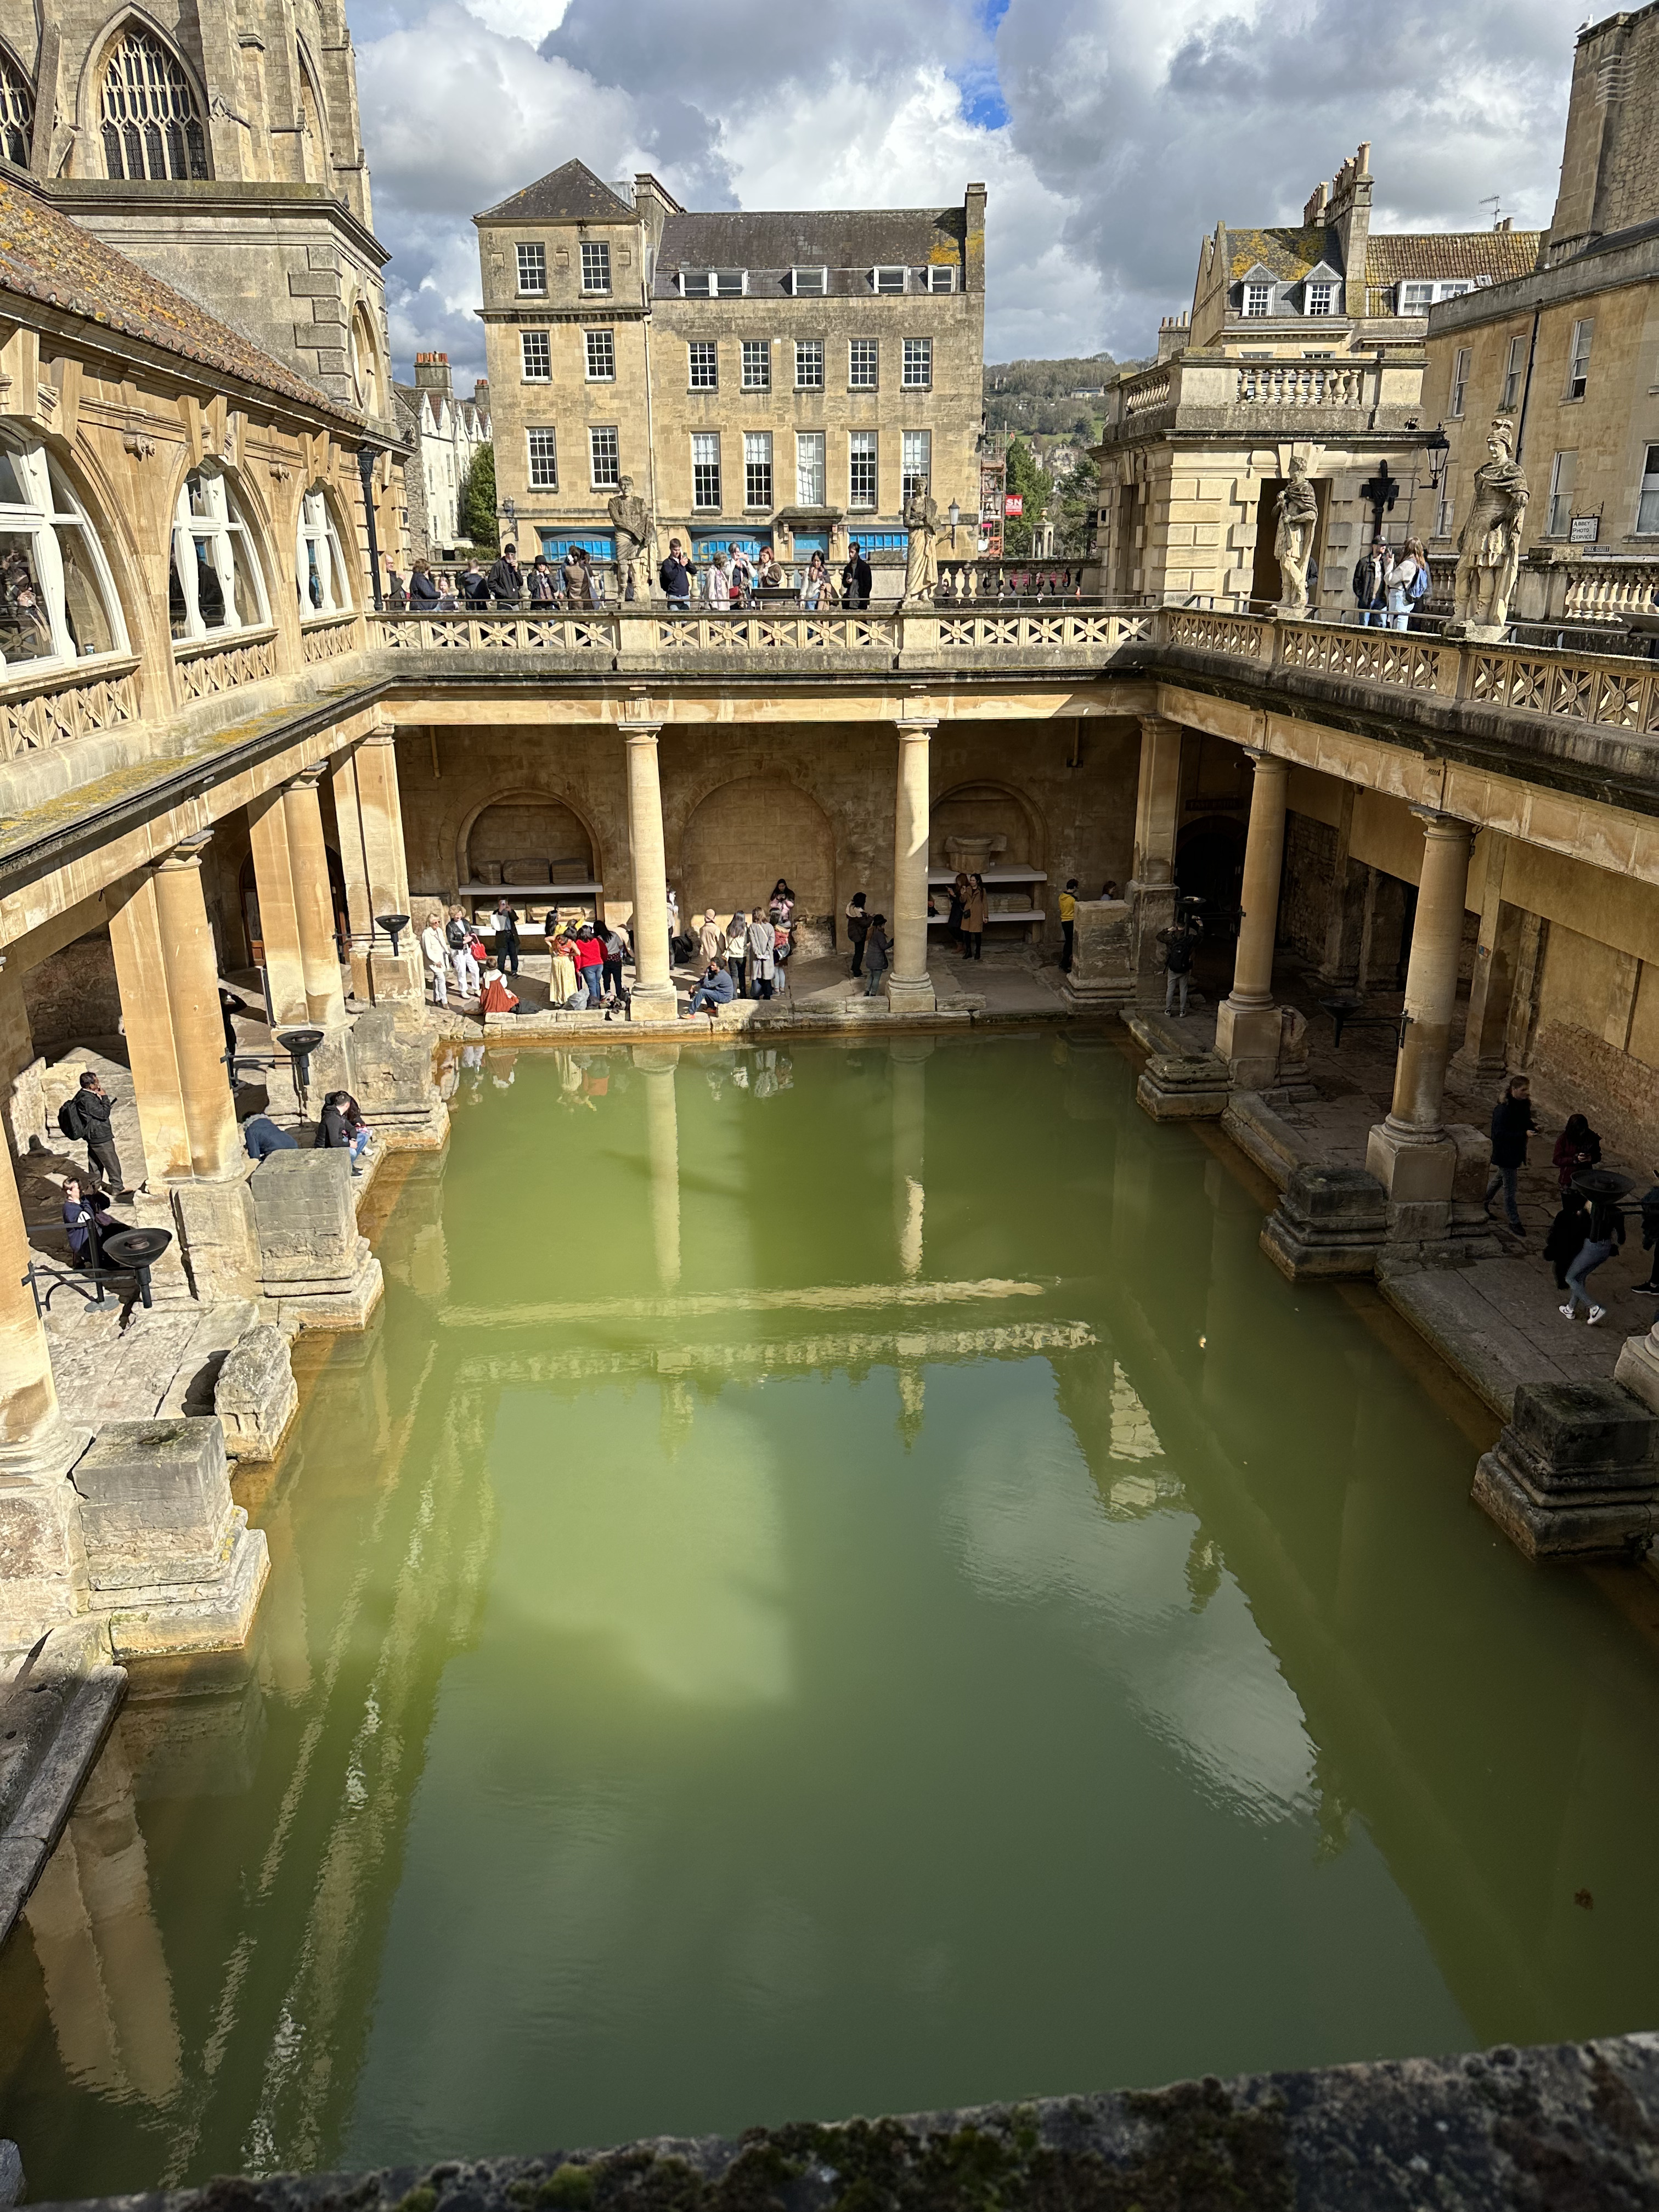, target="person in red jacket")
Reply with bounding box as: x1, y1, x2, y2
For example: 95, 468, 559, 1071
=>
572, 924, 607, 1009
